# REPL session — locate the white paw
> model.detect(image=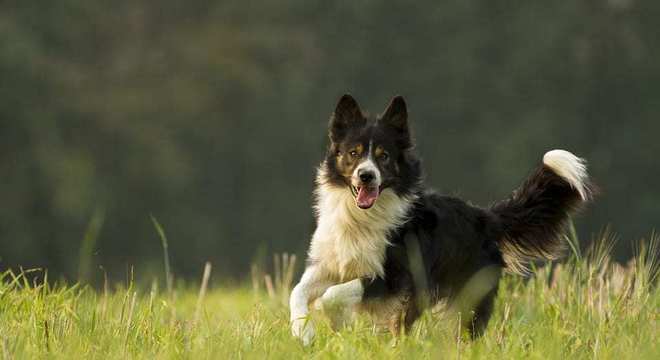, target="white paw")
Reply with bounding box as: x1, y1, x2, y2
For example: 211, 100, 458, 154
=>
291, 317, 315, 346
